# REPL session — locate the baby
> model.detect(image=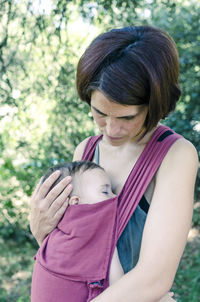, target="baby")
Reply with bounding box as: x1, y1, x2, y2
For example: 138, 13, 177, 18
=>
39, 160, 123, 284
32, 161, 175, 302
